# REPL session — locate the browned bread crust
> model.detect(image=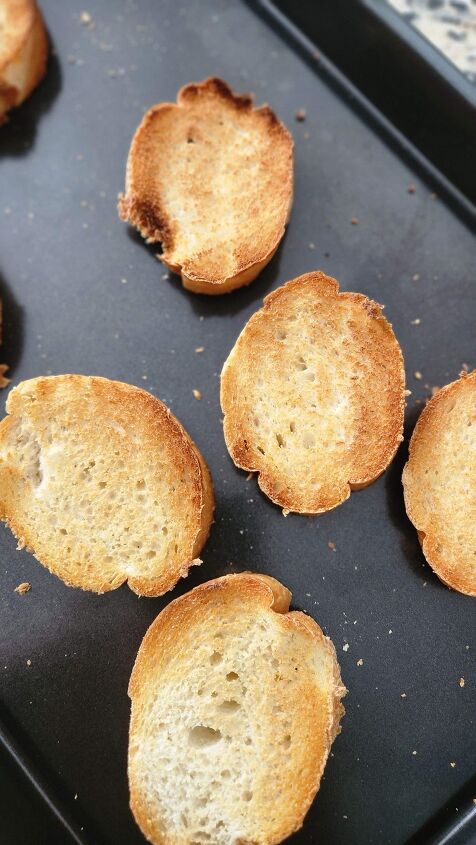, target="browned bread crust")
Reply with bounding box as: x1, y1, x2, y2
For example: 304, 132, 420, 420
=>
403, 370, 476, 596
128, 572, 345, 845
0, 0, 47, 123
118, 77, 293, 295
221, 271, 405, 514
0, 375, 214, 595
